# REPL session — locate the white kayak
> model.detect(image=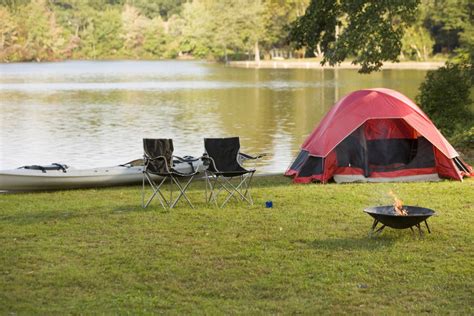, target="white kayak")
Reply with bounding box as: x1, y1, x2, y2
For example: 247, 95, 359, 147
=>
0, 158, 205, 192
